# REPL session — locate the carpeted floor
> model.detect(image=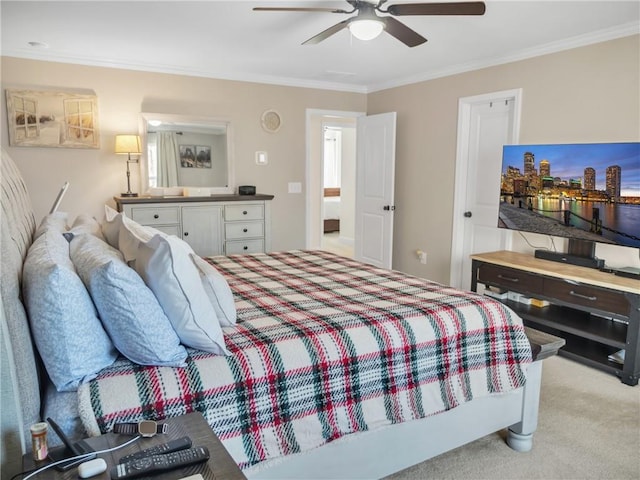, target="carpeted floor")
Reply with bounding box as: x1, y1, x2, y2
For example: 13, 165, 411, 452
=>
322, 232, 354, 258
385, 356, 640, 480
